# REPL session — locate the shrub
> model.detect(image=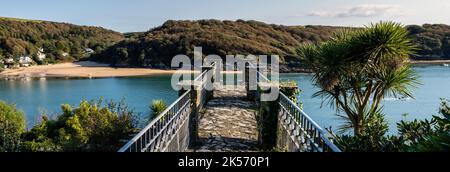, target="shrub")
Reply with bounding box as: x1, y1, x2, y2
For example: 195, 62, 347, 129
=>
0, 101, 26, 152
280, 80, 302, 108
150, 100, 168, 121
22, 99, 138, 152
335, 112, 405, 152
336, 99, 450, 152
400, 99, 450, 151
